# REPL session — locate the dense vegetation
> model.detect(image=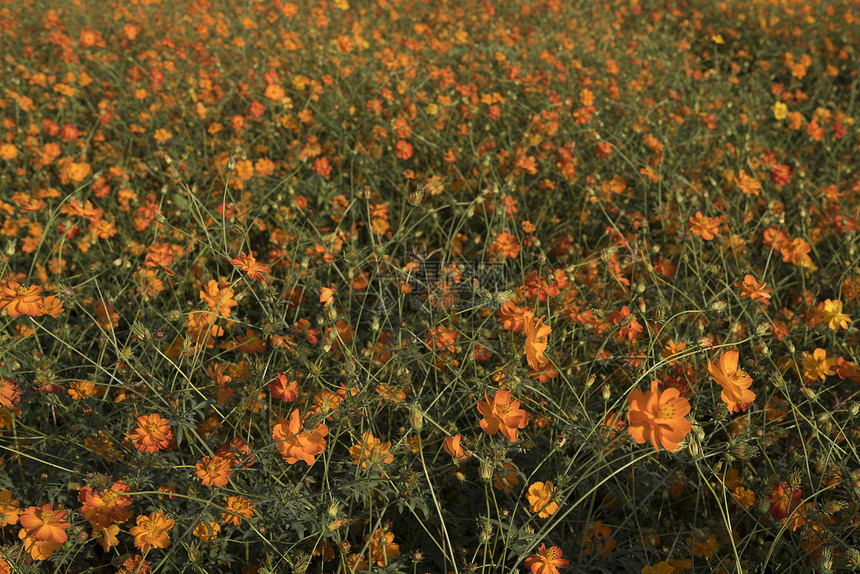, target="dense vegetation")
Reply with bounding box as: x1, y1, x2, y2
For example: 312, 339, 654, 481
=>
0, 0, 859, 572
